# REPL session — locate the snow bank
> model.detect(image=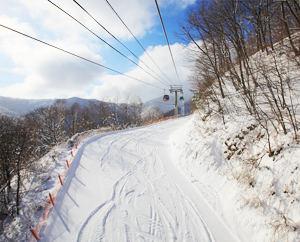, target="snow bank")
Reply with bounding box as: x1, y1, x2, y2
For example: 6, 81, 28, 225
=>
170, 112, 300, 241
0, 127, 113, 242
